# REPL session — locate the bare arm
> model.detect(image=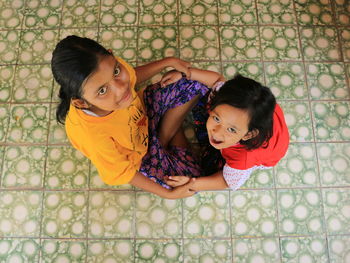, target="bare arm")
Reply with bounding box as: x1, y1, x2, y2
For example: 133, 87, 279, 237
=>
165, 171, 229, 191
134, 57, 191, 84
129, 172, 196, 199
189, 67, 226, 88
